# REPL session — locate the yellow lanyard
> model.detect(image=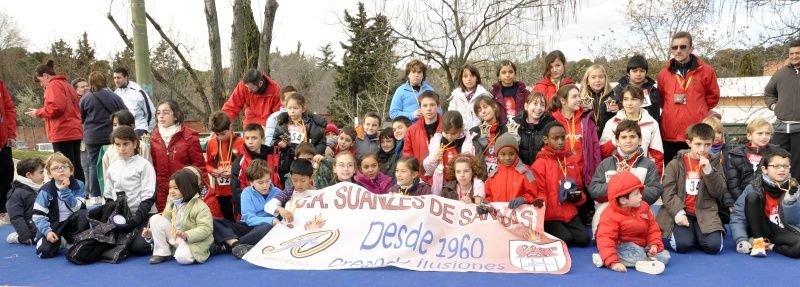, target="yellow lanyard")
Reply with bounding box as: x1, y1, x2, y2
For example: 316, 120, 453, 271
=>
556, 157, 568, 179
565, 114, 577, 152
217, 134, 234, 169
675, 75, 693, 92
